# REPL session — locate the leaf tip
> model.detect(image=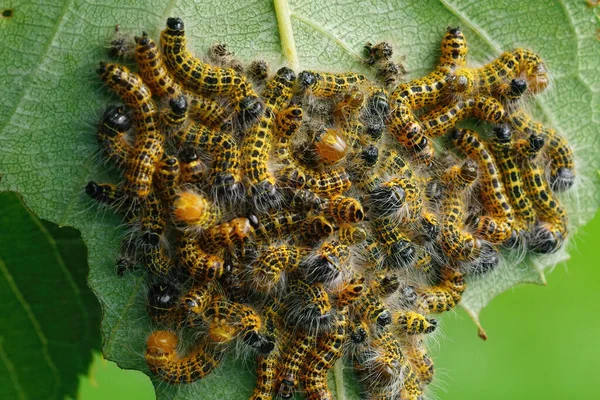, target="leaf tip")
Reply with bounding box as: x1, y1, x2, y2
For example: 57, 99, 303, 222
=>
478, 327, 488, 341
